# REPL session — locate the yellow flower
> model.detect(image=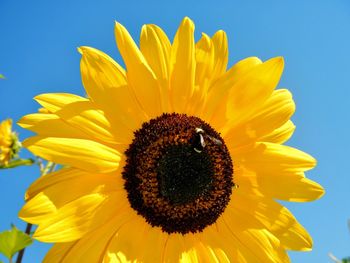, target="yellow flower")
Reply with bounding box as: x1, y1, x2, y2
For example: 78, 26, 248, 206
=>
19, 17, 324, 262
0, 119, 20, 165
